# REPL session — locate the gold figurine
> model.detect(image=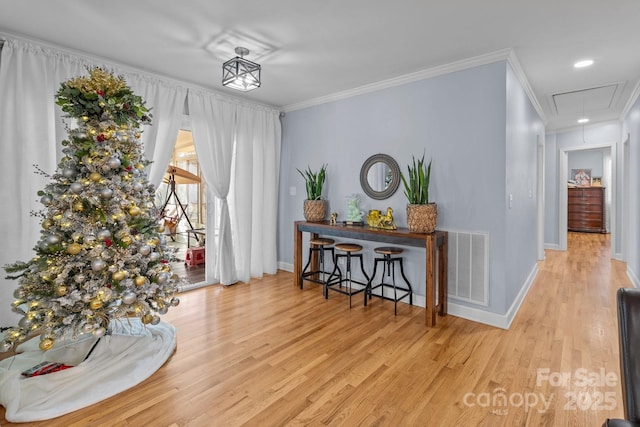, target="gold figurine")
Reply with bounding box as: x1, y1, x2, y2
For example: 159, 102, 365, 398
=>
366, 207, 396, 230
330, 212, 338, 225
